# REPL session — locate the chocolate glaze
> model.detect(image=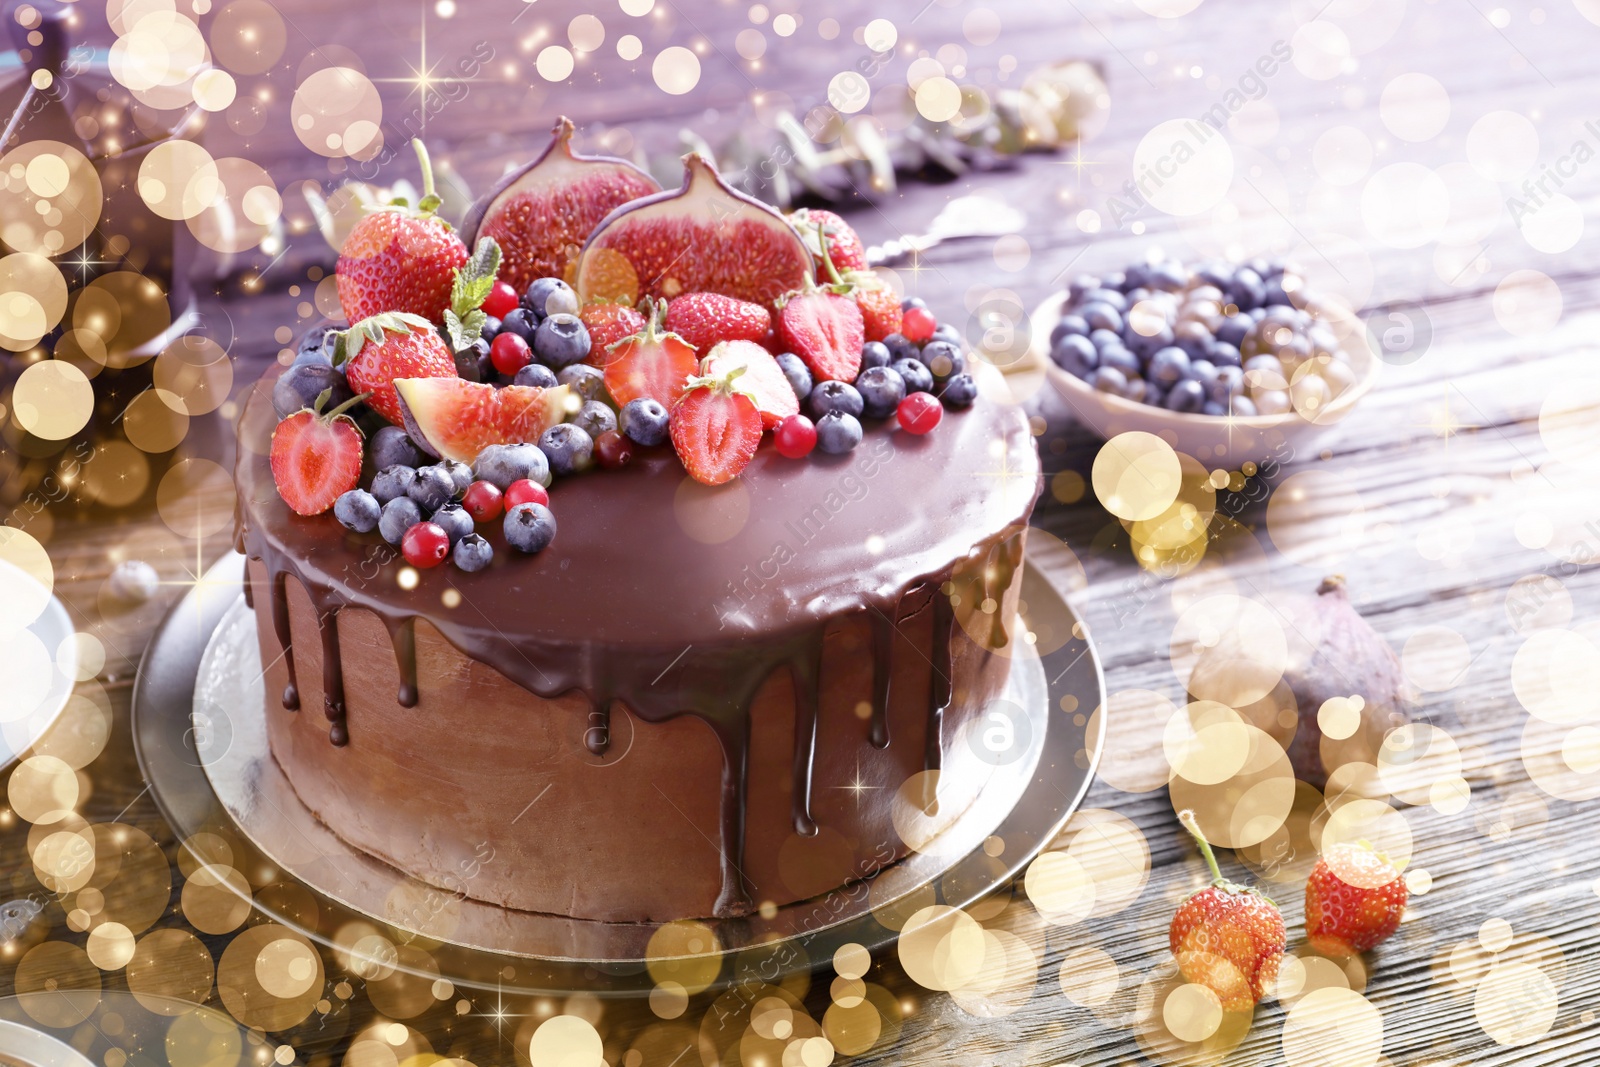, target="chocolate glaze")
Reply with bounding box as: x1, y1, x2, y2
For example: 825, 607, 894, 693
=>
236, 364, 1040, 916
